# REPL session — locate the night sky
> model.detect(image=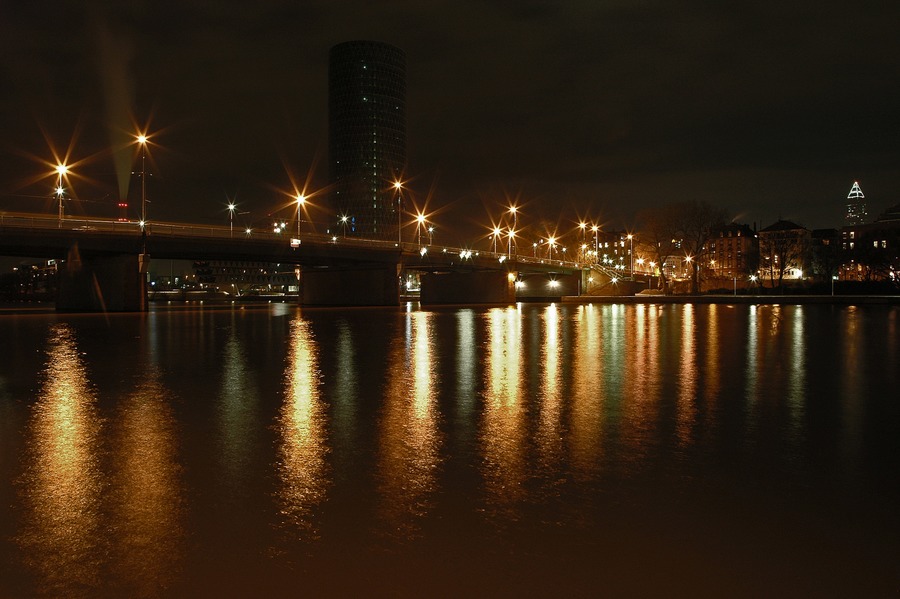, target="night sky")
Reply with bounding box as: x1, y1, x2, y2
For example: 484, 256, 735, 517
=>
2, 1, 899, 246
